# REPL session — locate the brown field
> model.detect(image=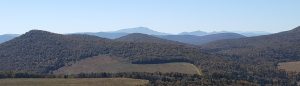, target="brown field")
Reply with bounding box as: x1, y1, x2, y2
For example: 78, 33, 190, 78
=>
0, 78, 149, 86
54, 55, 201, 75
278, 61, 300, 72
